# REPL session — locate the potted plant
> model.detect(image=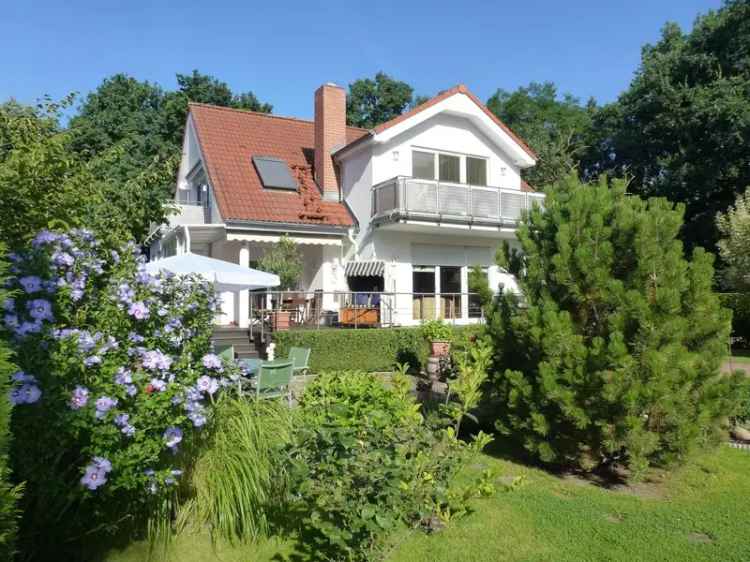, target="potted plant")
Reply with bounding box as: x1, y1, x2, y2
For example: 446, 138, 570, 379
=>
421, 319, 453, 357
257, 235, 303, 331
